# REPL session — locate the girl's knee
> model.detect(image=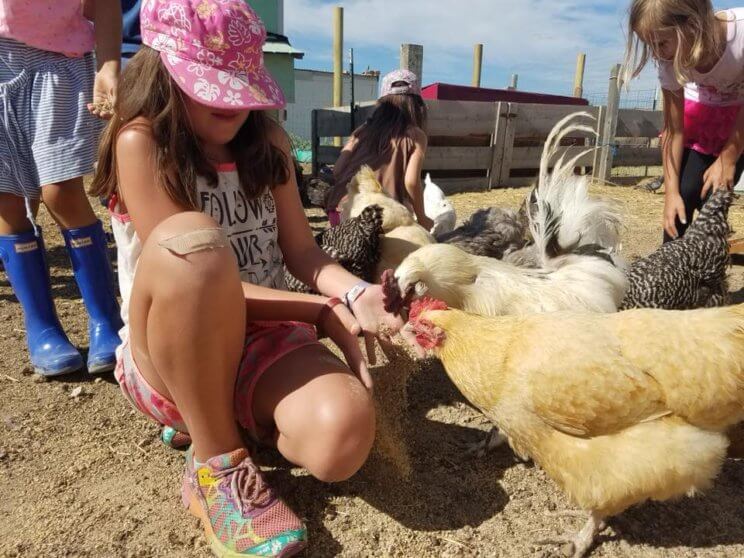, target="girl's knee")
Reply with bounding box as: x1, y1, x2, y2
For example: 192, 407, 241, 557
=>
140, 212, 238, 296
306, 381, 376, 482
146, 211, 222, 245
